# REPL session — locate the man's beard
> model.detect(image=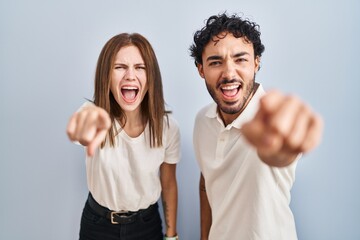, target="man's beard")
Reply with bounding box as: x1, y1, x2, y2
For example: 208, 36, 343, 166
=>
206, 76, 256, 115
